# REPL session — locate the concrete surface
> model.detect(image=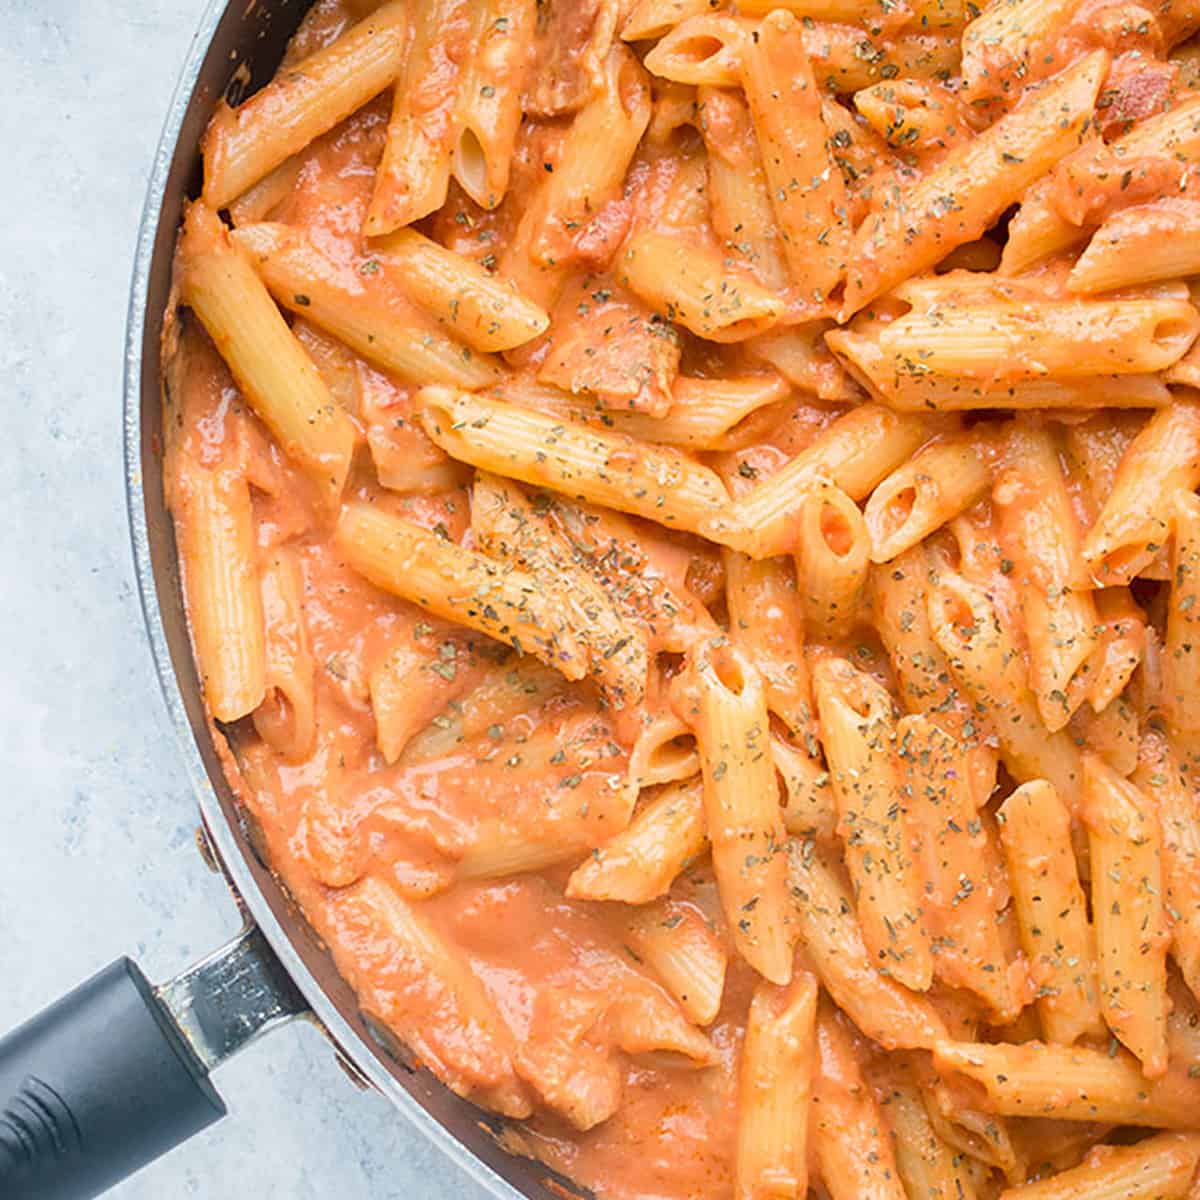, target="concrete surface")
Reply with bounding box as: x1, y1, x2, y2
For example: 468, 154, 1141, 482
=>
0, 4, 493, 1196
